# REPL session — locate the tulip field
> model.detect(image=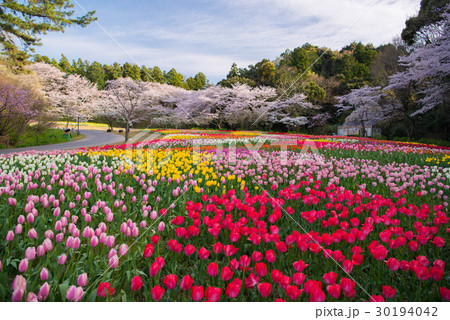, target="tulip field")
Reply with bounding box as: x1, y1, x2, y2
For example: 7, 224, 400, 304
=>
0, 129, 449, 302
